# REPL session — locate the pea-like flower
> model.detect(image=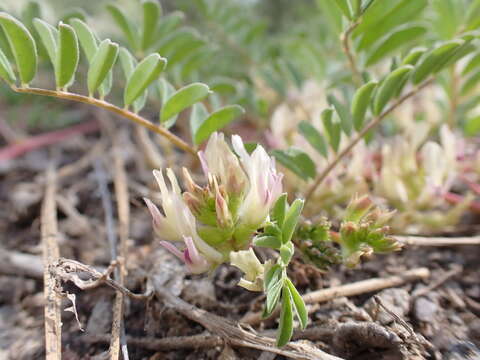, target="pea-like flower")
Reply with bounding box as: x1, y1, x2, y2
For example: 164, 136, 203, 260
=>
232, 135, 283, 228
144, 169, 223, 273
